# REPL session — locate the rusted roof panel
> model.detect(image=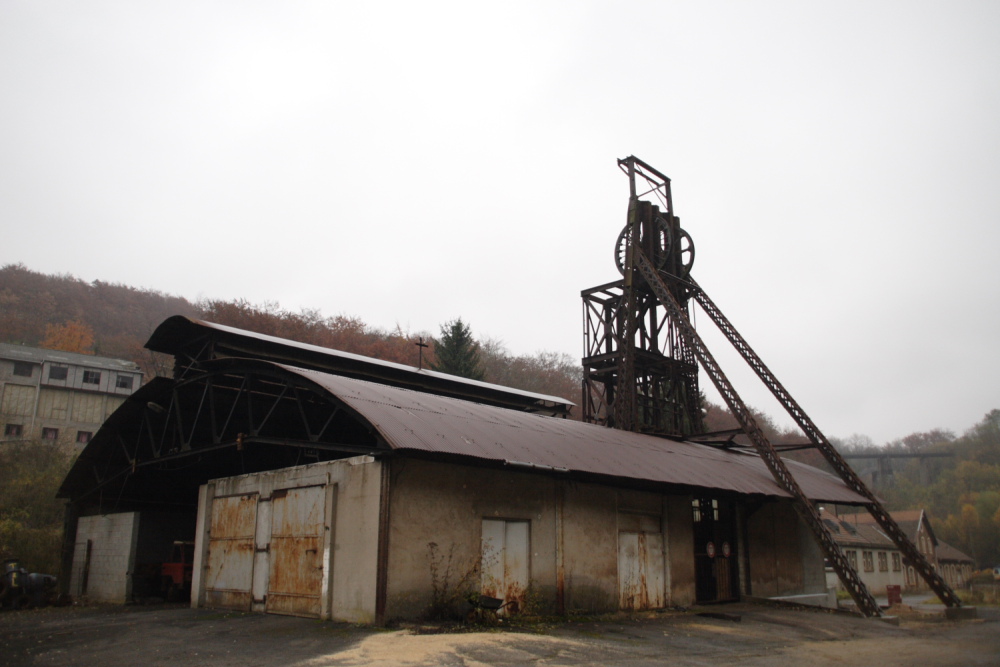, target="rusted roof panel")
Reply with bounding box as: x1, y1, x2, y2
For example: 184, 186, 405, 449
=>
291, 366, 867, 504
